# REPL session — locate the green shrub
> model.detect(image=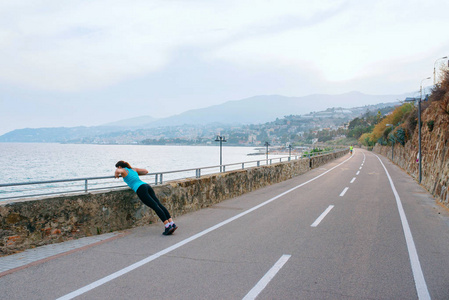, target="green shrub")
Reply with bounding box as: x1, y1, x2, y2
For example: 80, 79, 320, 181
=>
427, 120, 435, 132
395, 128, 406, 145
